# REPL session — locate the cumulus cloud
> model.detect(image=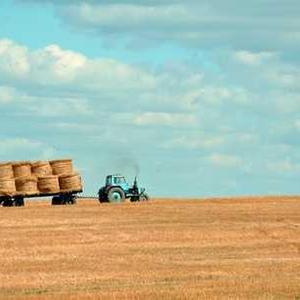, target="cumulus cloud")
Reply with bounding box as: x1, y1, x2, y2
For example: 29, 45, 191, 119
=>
1, 38, 299, 195
20, 0, 300, 51
0, 39, 155, 91
233, 51, 277, 66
